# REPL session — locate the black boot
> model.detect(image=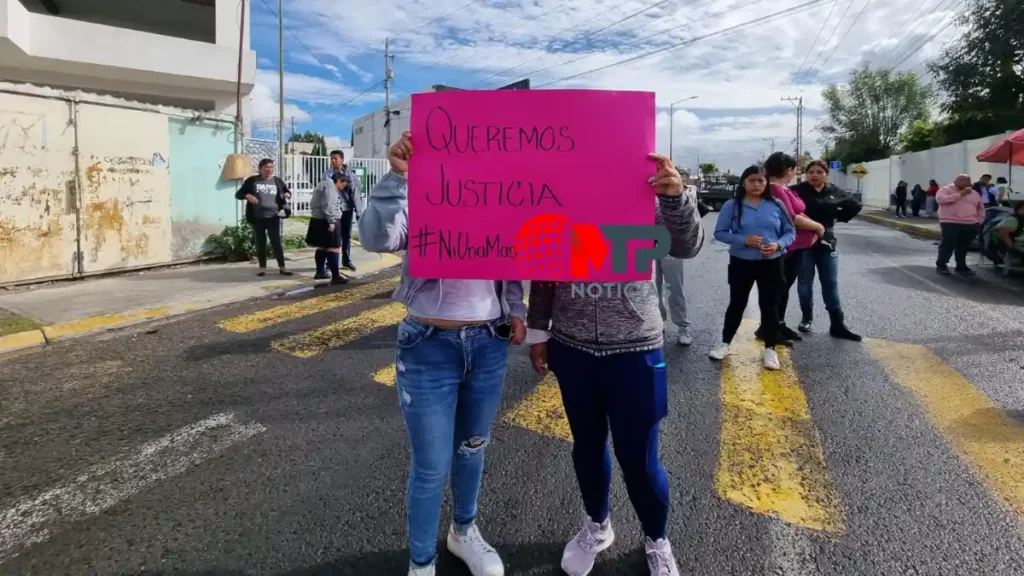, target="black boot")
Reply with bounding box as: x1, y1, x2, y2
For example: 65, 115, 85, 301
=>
754, 327, 794, 347
798, 309, 813, 333
829, 310, 862, 341
778, 323, 803, 341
